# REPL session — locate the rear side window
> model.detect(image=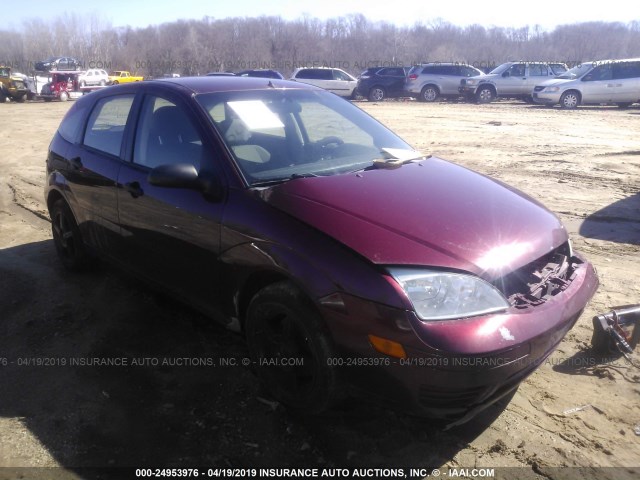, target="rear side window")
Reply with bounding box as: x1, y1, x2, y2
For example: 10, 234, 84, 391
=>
296, 69, 332, 80
58, 101, 89, 143
613, 61, 640, 80
528, 64, 548, 76
83, 95, 135, 157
